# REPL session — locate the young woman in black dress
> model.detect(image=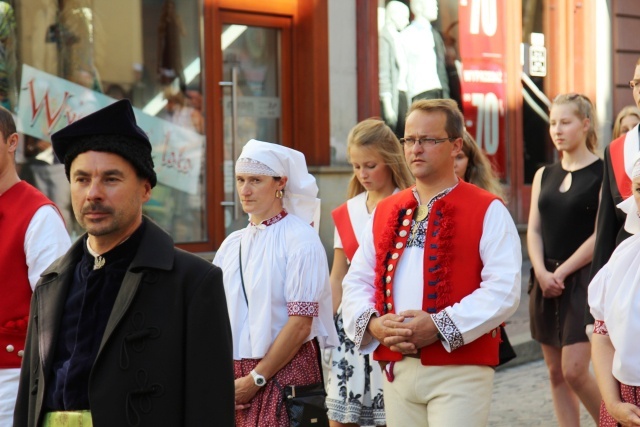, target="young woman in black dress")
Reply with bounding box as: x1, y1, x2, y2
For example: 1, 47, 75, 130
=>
527, 93, 603, 426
